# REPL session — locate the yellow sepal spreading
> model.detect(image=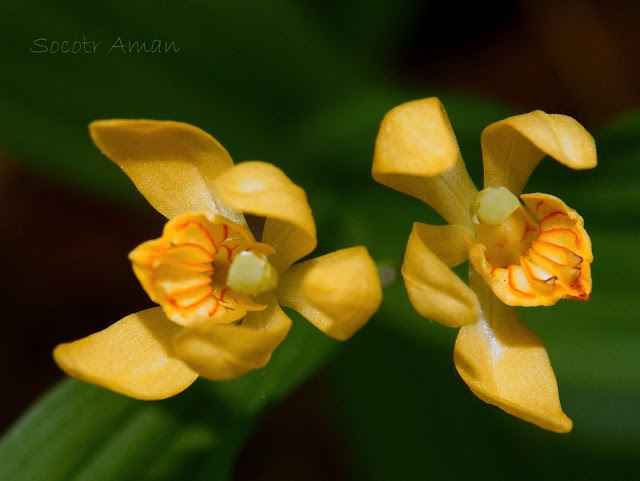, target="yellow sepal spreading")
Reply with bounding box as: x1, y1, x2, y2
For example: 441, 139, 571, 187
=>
482, 111, 596, 195
54, 119, 383, 399
402, 223, 478, 328
373, 98, 596, 432
277, 246, 382, 340
454, 272, 572, 433
54, 308, 198, 400
372, 98, 477, 226
89, 120, 244, 224
172, 295, 292, 381
373, 97, 461, 178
